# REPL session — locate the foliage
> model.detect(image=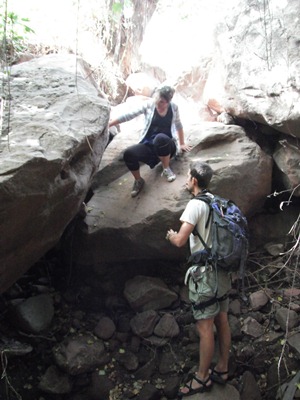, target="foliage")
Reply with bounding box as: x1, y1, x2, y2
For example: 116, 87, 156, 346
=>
0, 6, 34, 140
0, 6, 34, 65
